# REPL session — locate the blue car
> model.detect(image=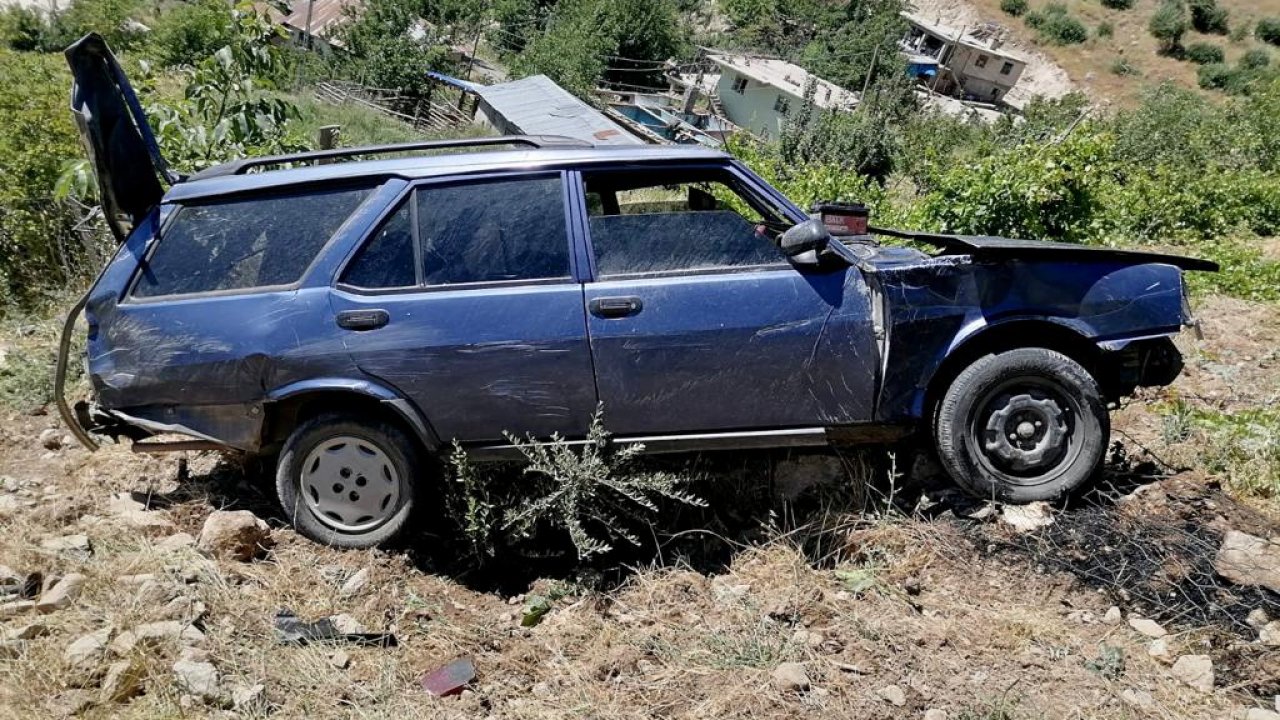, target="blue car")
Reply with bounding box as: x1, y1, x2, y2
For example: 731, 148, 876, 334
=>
58, 35, 1215, 548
